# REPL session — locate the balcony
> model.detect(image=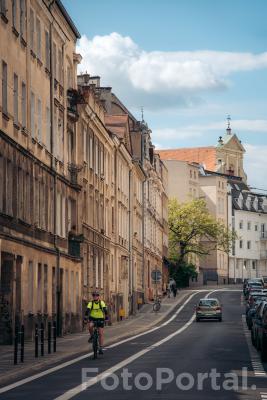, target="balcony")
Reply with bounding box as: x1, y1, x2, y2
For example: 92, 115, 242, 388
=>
68, 232, 84, 258
260, 232, 267, 240
68, 163, 83, 186
67, 89, 84, 121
